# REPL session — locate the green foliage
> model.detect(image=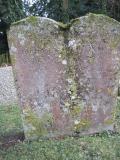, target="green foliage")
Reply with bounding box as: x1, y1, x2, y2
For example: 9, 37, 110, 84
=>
0, 133, 120, 159
0, 0, 24, 66
107, 0, 120, 21
0, 104, 23, 138
27, 0, 120, 23
0, 0, 24, 26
